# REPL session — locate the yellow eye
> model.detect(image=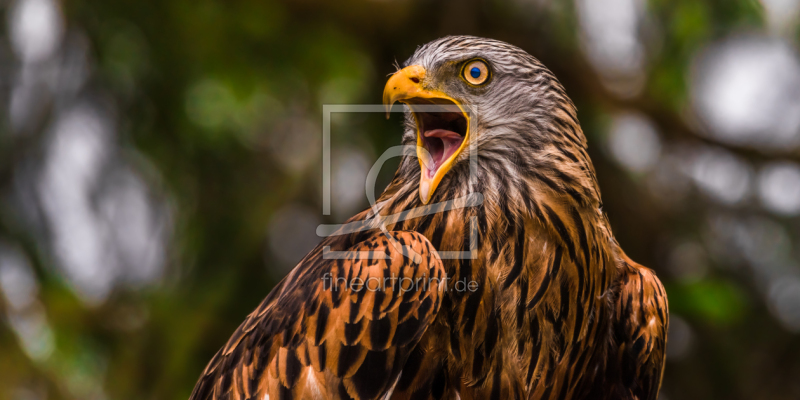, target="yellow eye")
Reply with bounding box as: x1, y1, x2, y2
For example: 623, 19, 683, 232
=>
463, 60, 489, 85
